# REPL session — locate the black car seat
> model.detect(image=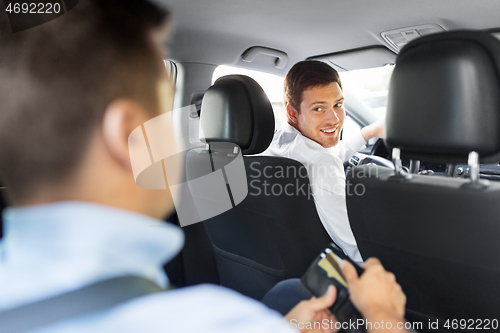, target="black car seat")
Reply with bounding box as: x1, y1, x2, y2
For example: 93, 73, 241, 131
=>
188, 75, 333, 300
346, 31, 500, 327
